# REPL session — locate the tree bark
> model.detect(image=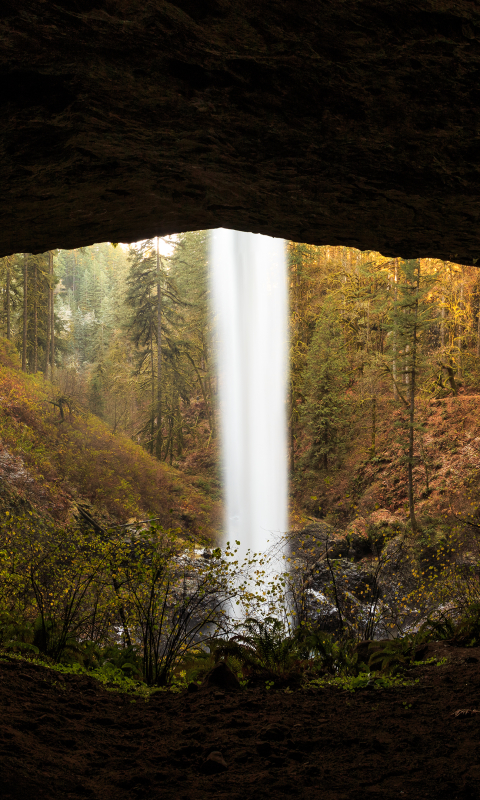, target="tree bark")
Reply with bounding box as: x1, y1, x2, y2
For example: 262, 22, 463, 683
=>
22, 254, 28, 372
45, 251, 53, 378
49, 251, 55, 380
150, 323, 155, 455
290, 385, 295, 471
458, 266, 465, 378
73, 249, 77, 295
407, 260, 420, 535
477, 306, 480, 357
33, 261, 38, 373
5, 258, 10, 341
440, 264, 446, 349
392, 259, 399, 400
155, 237, 162, 459
370, 395, 376, 458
